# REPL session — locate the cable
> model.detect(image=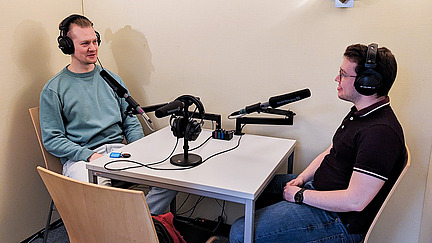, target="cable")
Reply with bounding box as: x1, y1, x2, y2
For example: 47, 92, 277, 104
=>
103, 130, 243, 171
175, 194, 191, 214
145, 137, 179, 166
201, 134, 243, 163
180, 196, 205, 218
189, 136, 211, 151
97, 57, 104, 69
214, 199, 228, 220
212, 200, 226, 233
105, 159, 196, 171
227, 113, 247, 120
103, 137, 194, 171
